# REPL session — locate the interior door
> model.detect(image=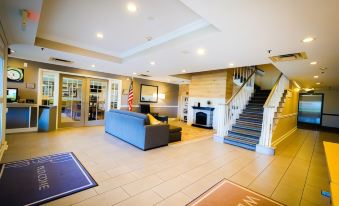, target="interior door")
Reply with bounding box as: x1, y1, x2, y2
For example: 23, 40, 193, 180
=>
58, 74, 86, 128
86, 78, 108, 126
